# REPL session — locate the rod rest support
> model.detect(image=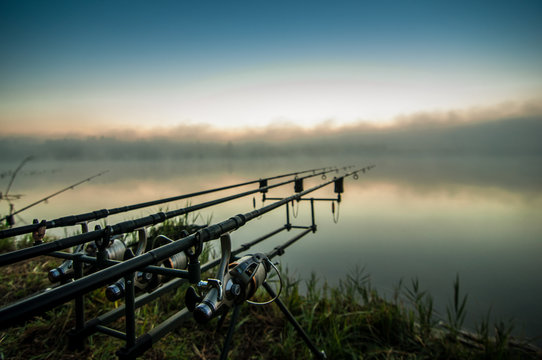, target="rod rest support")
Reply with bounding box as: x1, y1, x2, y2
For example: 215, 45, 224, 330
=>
116, 334, 153, 360
187, 232, 204, 284
31, 219, 46, 245
94, 225, 111, 267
